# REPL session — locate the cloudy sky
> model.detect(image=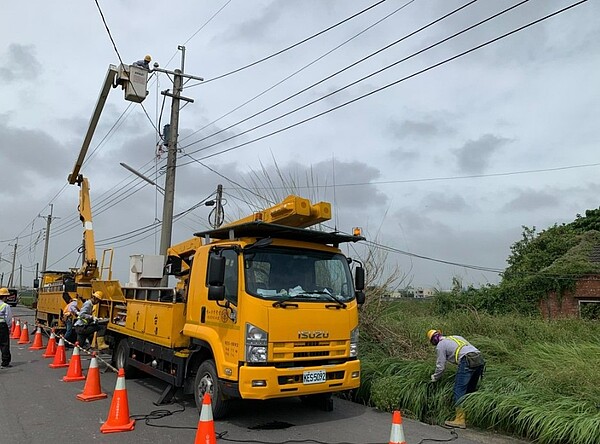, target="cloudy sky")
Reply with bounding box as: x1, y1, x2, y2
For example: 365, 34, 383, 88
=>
1, 0, 599, 291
